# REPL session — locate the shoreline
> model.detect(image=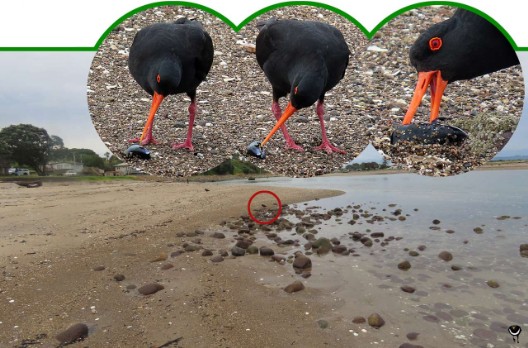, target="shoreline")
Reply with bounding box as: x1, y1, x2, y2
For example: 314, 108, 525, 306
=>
1, 166, 526, 347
